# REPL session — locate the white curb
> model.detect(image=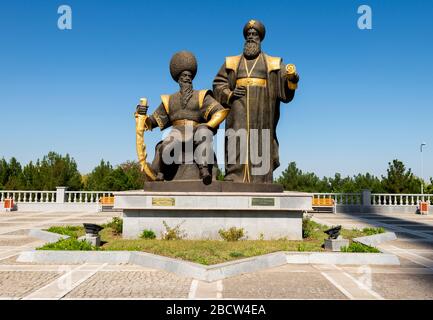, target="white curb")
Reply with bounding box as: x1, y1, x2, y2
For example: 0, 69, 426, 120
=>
353, 232, 397, 247
20, 229, 400, 281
